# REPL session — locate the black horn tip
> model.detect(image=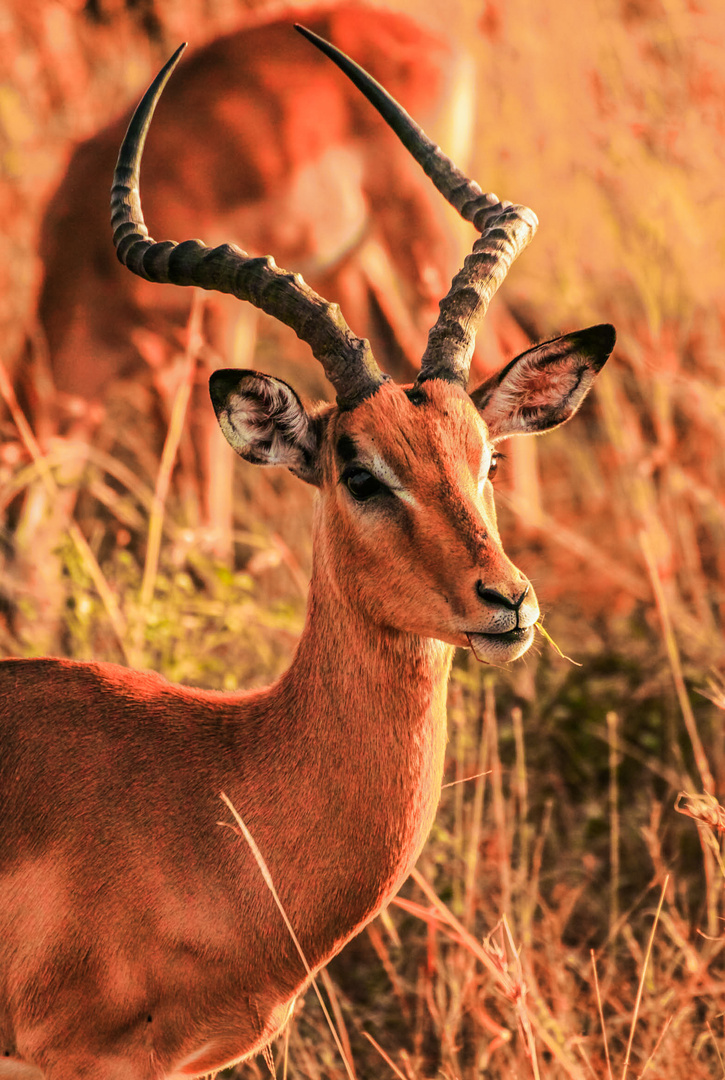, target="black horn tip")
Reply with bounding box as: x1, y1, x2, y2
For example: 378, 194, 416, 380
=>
293, 23, 392, 117
294, 25, 353, 74
145, 41, 189, 97
294, 24, 319, 43
114, 42, 188, 181
151, 41, 189, 99
169, 41, 189, 64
